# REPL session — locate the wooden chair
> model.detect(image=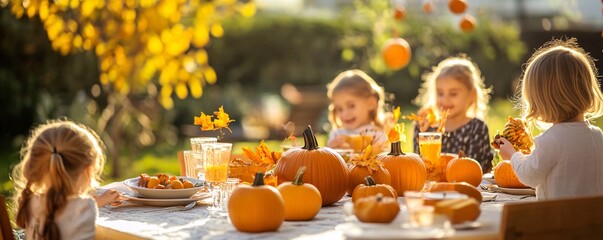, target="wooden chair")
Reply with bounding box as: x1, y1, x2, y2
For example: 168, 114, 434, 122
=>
500, 195, 603, 240
0, 195, 15, 240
